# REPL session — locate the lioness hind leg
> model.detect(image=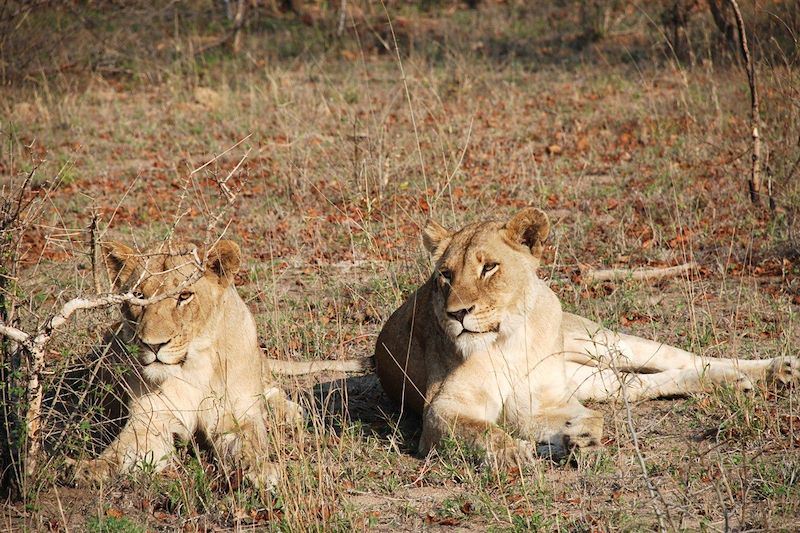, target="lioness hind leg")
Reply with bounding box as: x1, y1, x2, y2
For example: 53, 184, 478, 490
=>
615, 333, 800, 387
264, 386, 306, 426
566, 362, 754, 402
572, 330, 800, 395
569, 327, 777, 379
